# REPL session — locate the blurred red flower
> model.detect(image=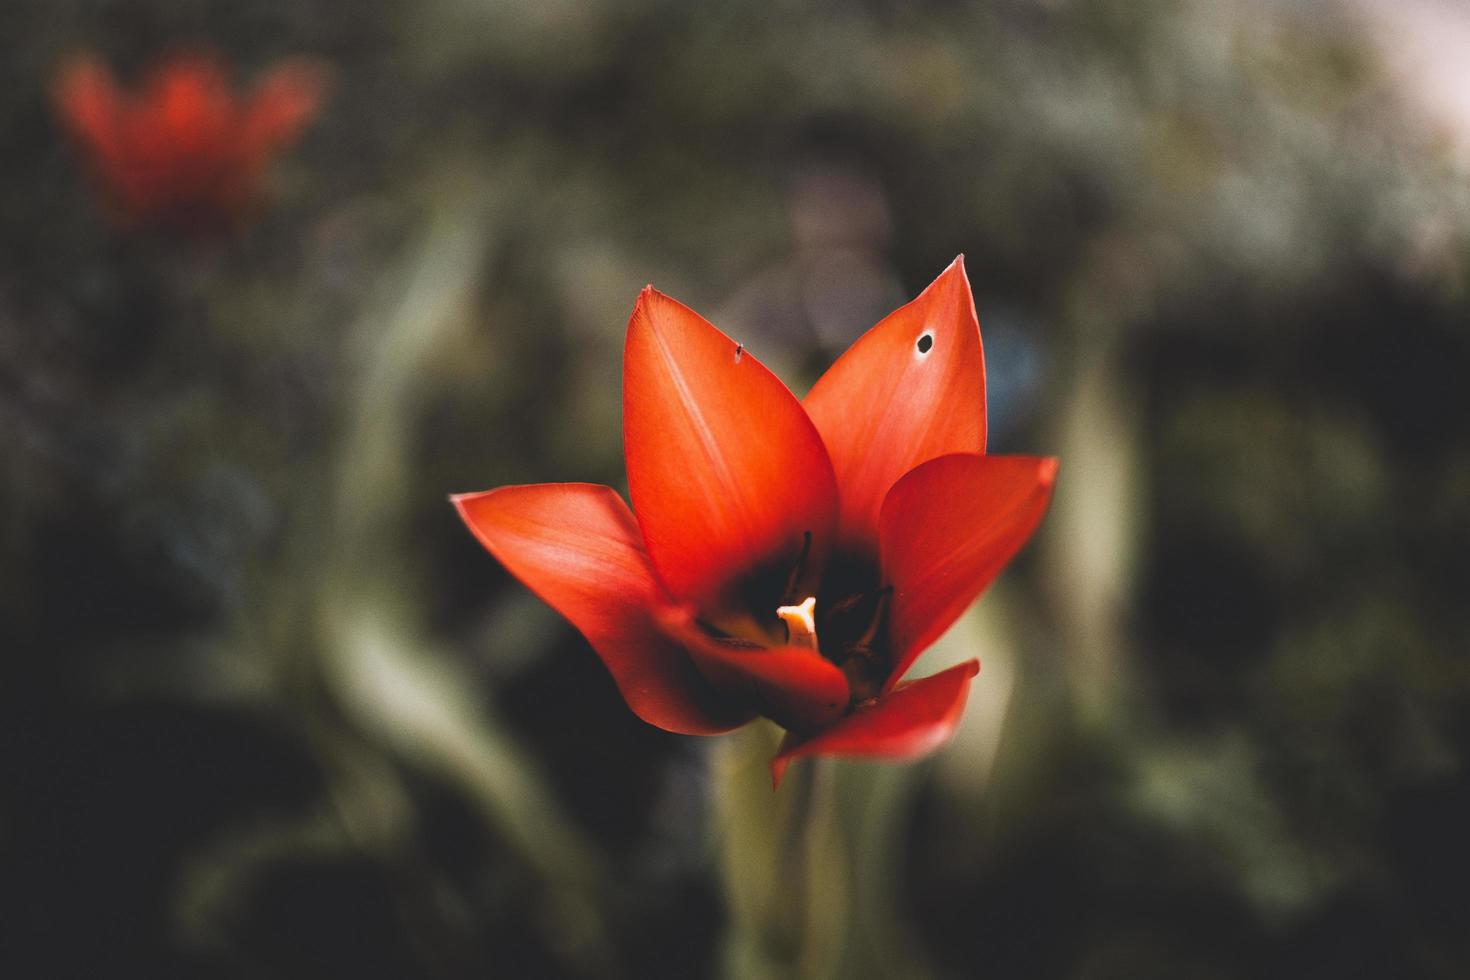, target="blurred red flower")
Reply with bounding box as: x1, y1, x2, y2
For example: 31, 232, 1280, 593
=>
455, 259, 1057, 786
52, 50, 327, 232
